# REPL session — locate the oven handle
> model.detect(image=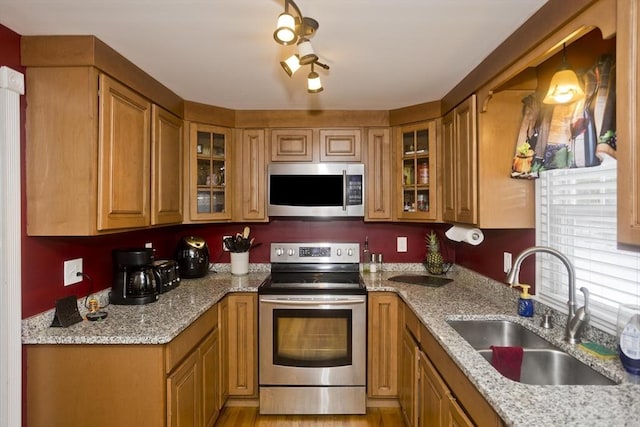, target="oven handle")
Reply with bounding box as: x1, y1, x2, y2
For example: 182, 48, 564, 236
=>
259, 297, 366, 305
